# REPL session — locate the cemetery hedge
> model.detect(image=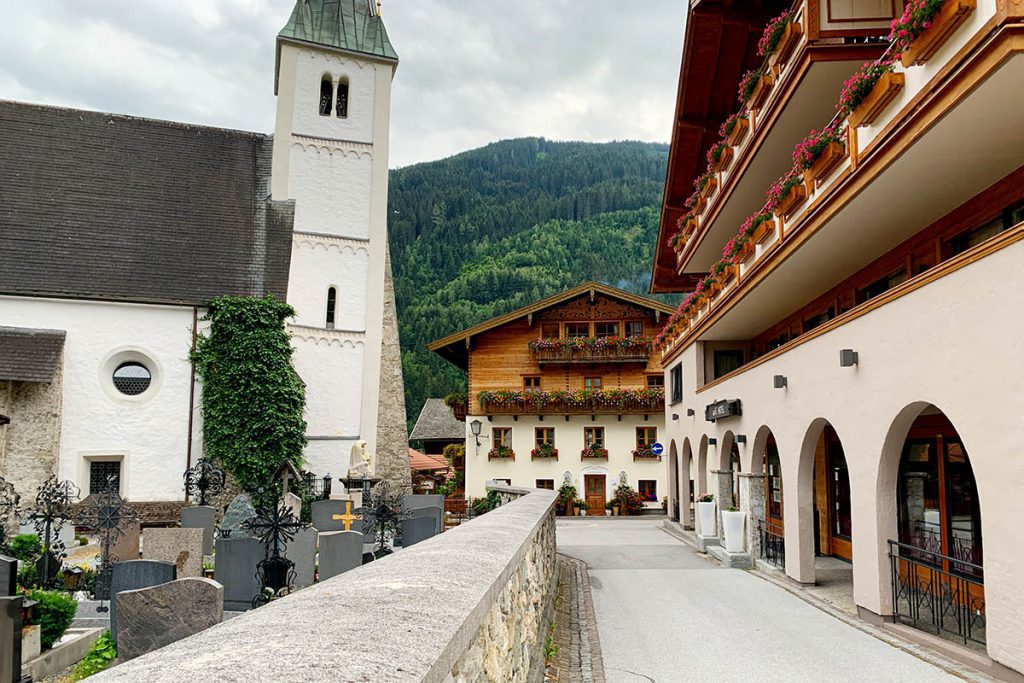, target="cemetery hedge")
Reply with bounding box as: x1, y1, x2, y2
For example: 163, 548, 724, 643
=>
27, 589, 77, 649
192, 295, 307, 497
